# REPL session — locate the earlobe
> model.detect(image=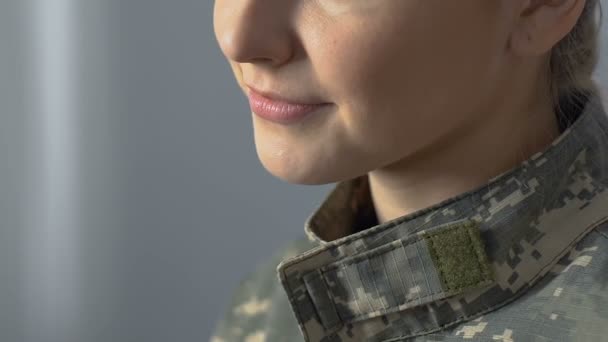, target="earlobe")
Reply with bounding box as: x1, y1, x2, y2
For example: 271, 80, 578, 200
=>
509, 0, 586, 56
